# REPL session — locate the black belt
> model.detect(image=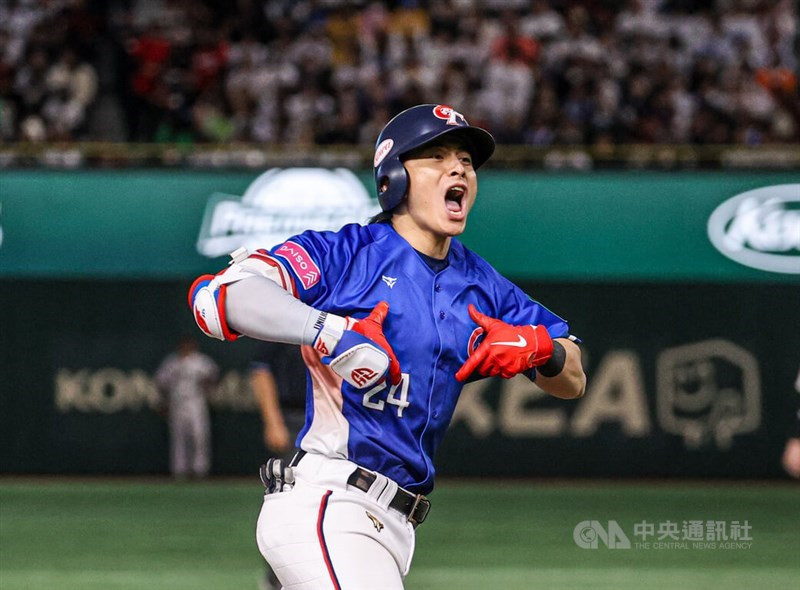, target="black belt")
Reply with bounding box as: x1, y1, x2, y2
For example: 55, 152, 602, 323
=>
347, 468, 431, 527
290, 451, 431, 527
